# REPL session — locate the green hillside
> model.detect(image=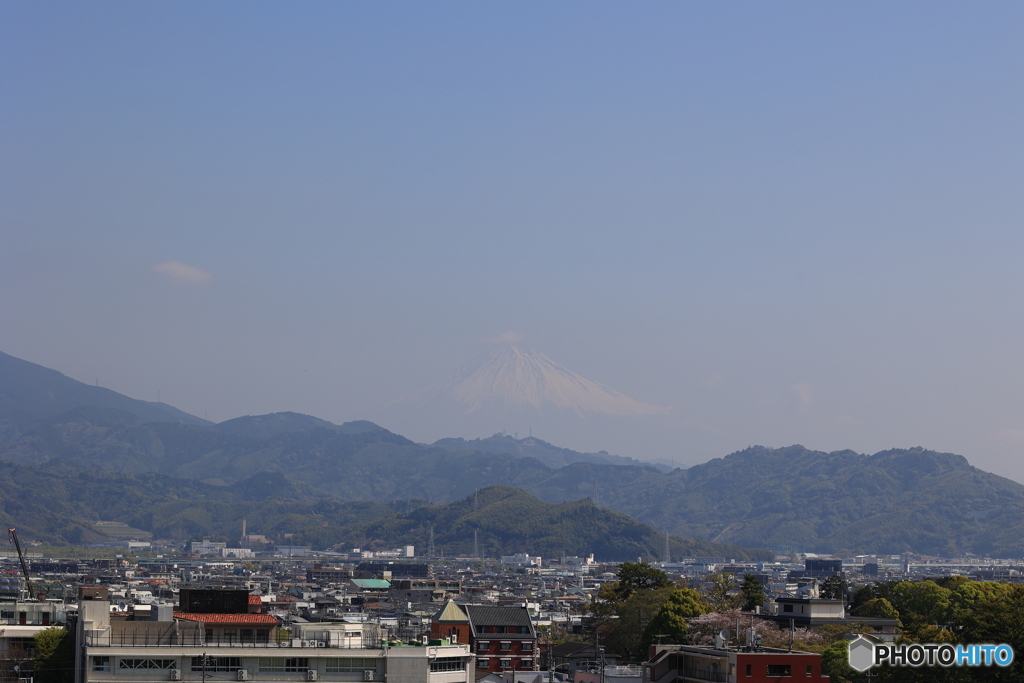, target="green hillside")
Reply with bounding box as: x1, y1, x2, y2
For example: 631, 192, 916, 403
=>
0, 459, 763, 560
6, 351, 1024, 556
